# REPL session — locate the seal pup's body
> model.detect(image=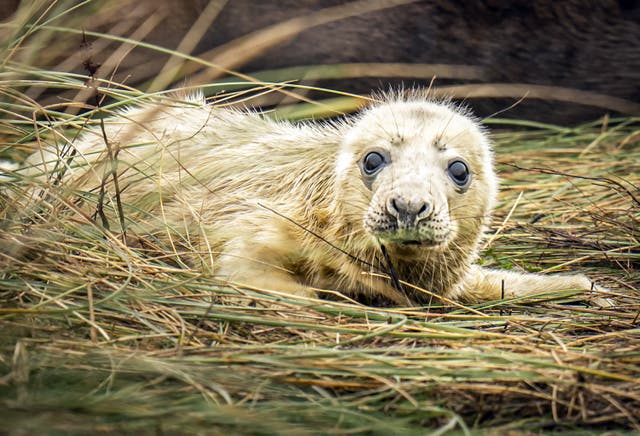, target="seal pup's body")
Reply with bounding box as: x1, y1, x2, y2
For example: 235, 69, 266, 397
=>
9, 93, 605, 305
